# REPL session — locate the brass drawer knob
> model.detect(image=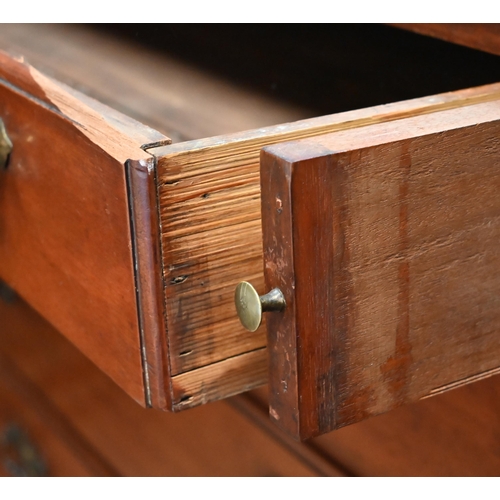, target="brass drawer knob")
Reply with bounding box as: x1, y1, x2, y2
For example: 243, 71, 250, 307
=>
234, 281, 286, 332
